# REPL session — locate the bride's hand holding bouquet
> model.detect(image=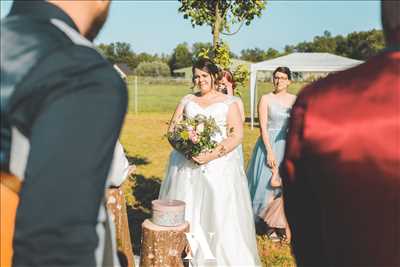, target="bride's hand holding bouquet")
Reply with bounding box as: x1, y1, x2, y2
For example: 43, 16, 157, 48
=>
167, 114, 221, 165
